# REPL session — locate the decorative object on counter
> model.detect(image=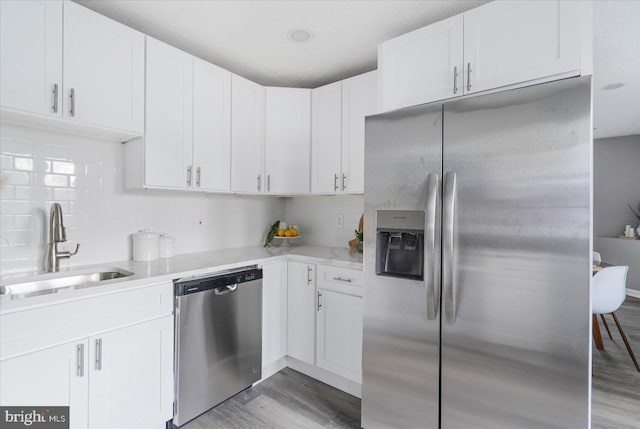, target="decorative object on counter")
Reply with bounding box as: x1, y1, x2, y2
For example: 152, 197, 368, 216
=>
628, 203, 640, 236
272, 223, 300, 247
264, 220, 281, 247
133, 230, 160, 261
348, 214, 364, 252
159, 234, 175, 258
